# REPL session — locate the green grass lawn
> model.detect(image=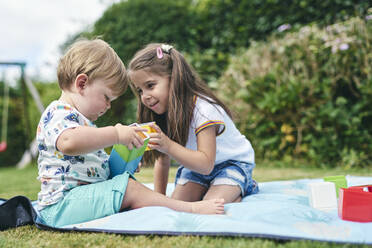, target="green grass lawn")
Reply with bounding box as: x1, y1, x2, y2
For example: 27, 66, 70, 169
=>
0, 163, 371, 248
